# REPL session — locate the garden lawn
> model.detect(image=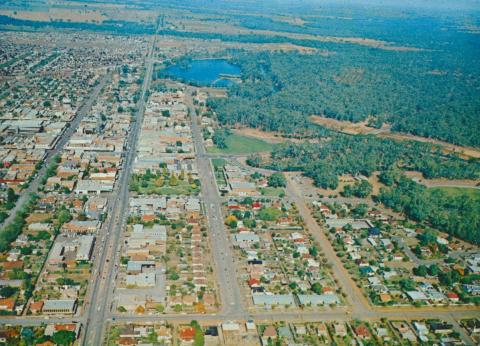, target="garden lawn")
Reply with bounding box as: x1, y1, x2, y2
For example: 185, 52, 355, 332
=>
207, 134, 276, 154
